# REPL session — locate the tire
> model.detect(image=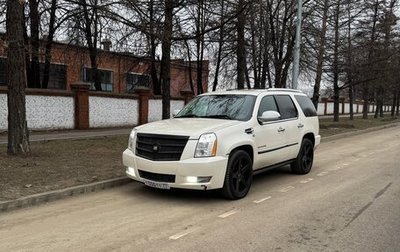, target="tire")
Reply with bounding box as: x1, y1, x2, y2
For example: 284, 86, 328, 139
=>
222, 150, 253, 200
291, 138, 314, 174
